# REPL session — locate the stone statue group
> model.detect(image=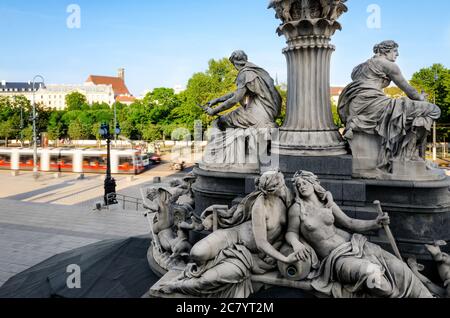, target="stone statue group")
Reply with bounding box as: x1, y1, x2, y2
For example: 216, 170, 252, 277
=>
146, 169, 449, 298
143, 1, 446, 299
202, 42, 440, 178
